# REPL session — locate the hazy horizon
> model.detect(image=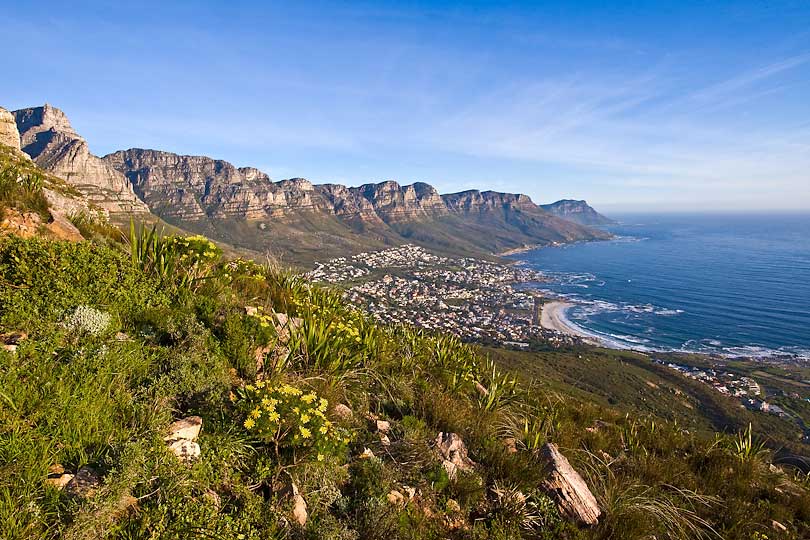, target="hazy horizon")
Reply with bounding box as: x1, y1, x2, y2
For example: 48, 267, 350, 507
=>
3, 1, 809, 213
